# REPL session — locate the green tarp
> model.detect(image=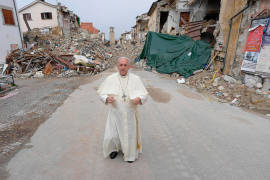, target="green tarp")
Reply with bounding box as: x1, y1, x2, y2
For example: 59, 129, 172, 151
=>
139, 31, 212, 78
